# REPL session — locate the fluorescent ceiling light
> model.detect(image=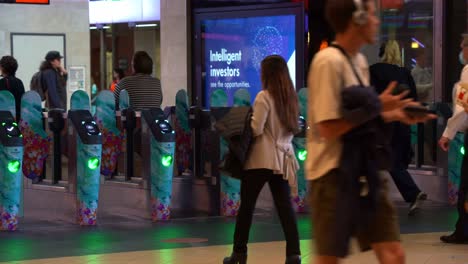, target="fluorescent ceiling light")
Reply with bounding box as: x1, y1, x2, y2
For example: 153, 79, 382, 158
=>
136, 23, 157, 28
90, 25, 110, 30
